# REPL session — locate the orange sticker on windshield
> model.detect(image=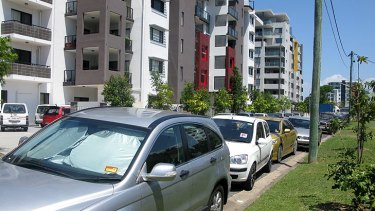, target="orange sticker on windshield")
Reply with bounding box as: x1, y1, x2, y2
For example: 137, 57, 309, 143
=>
105, 166, 118, 174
